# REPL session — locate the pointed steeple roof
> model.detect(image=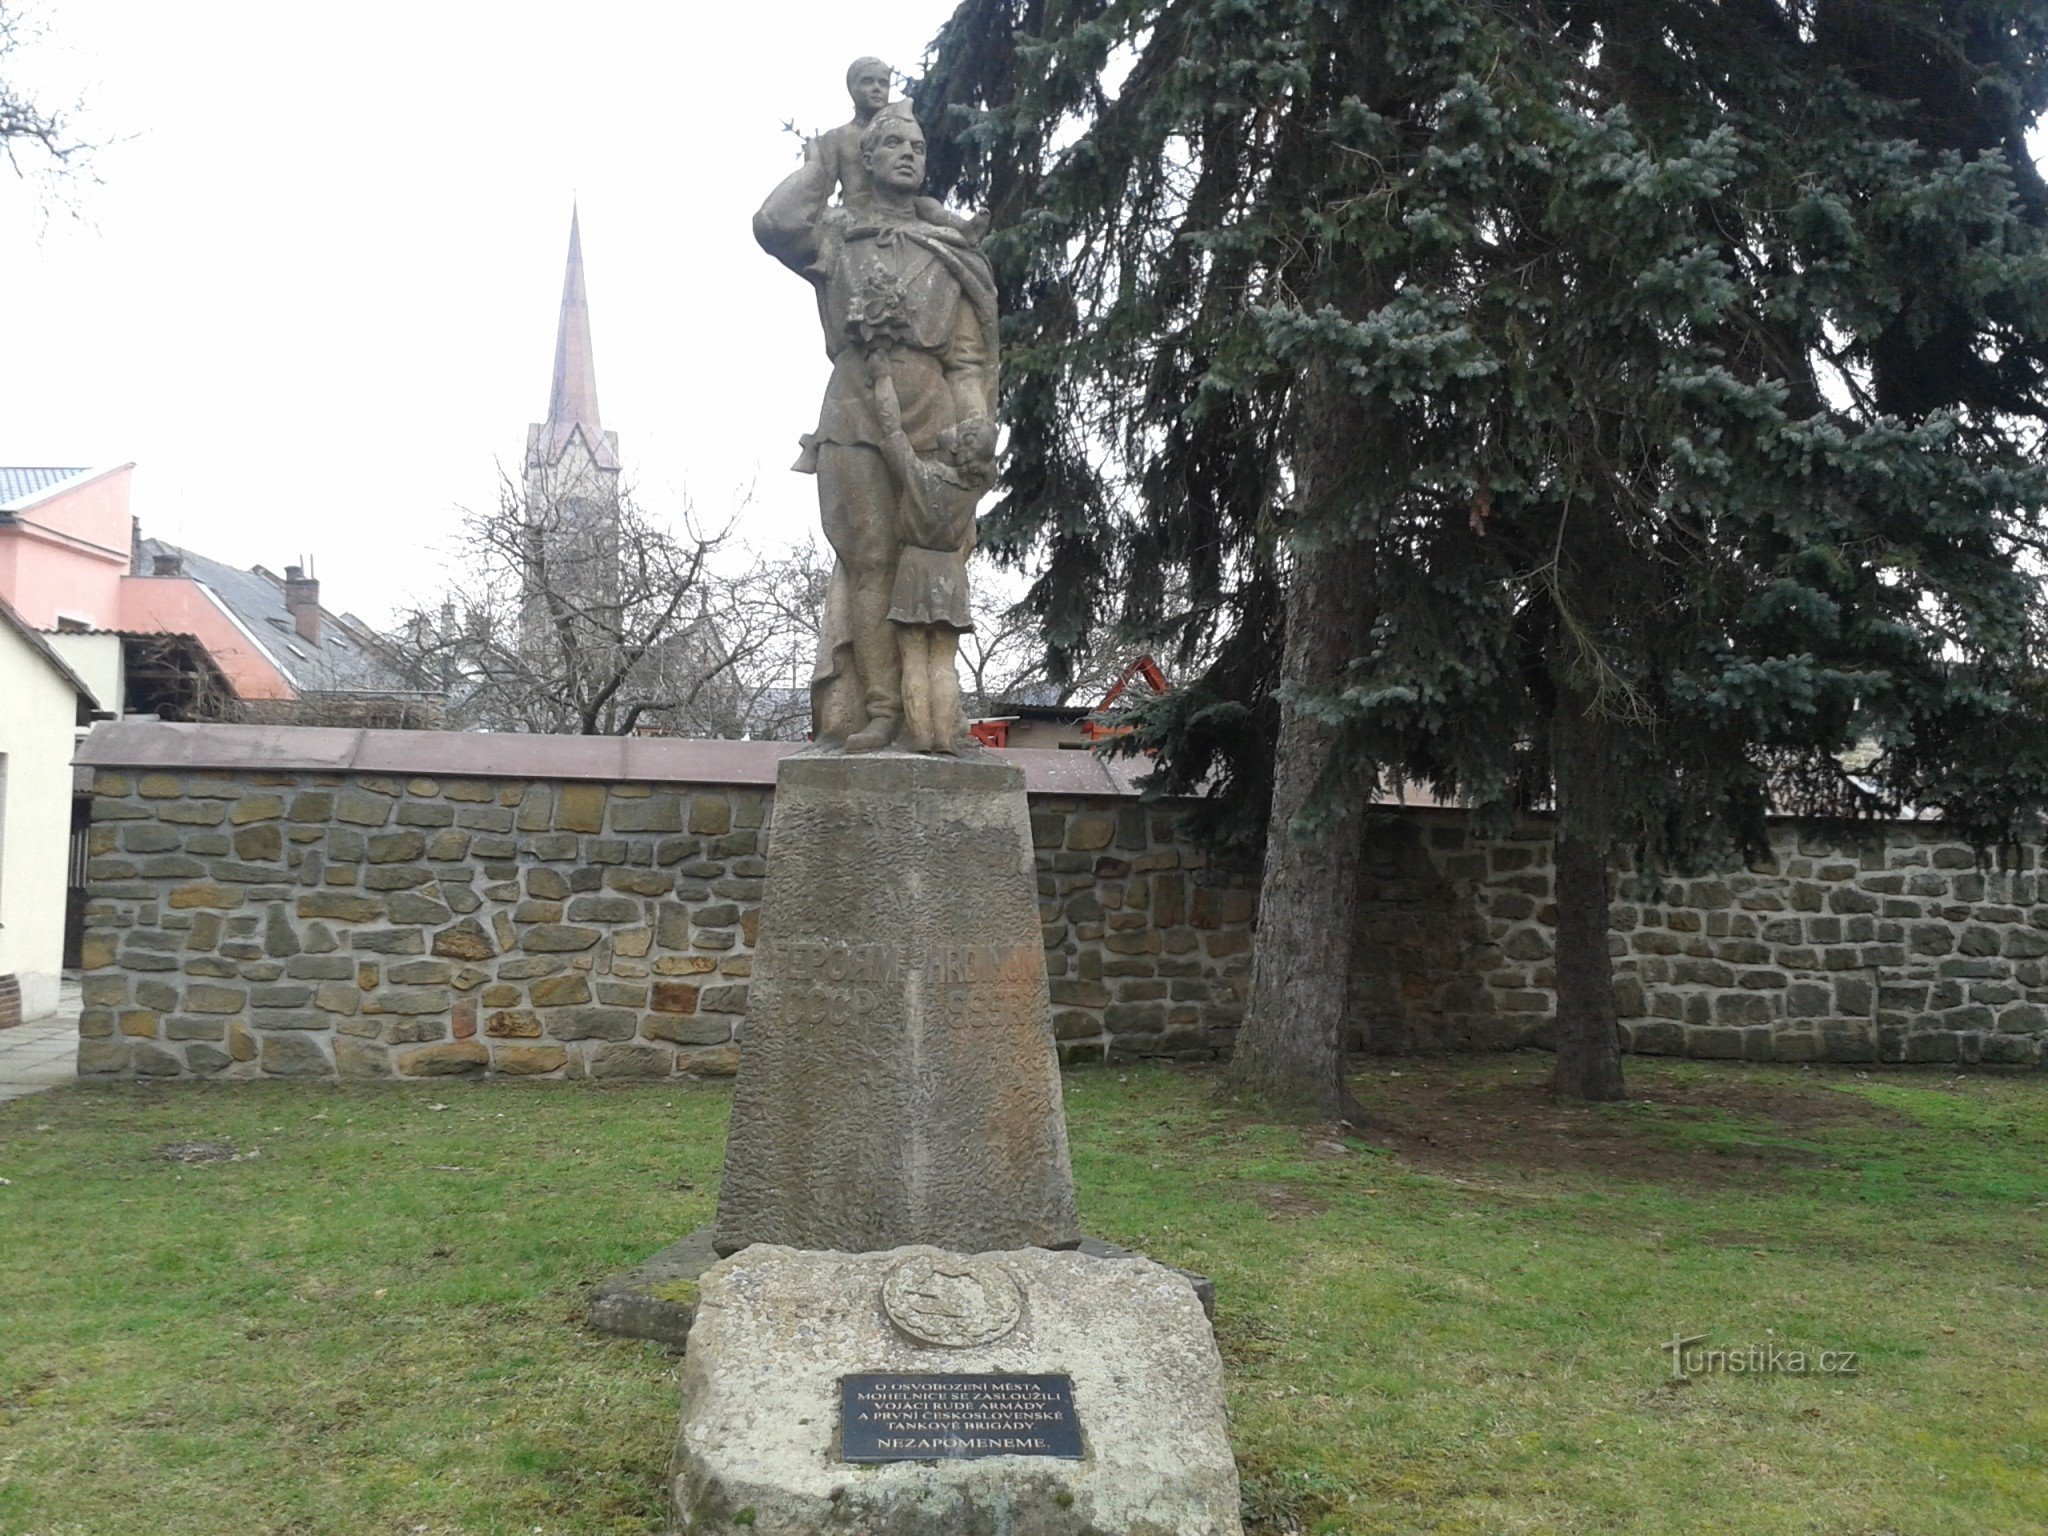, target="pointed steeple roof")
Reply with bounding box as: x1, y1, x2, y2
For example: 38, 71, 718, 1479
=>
529, 205, 620, 471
